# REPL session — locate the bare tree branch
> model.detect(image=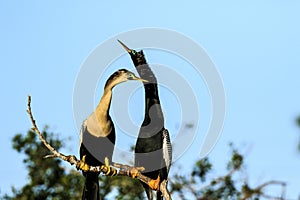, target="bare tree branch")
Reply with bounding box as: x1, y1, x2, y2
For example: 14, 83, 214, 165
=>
27, 95, 79, 165
177, 156, 287, 200
254, 181, 286, 200
26, 95, 171, 200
